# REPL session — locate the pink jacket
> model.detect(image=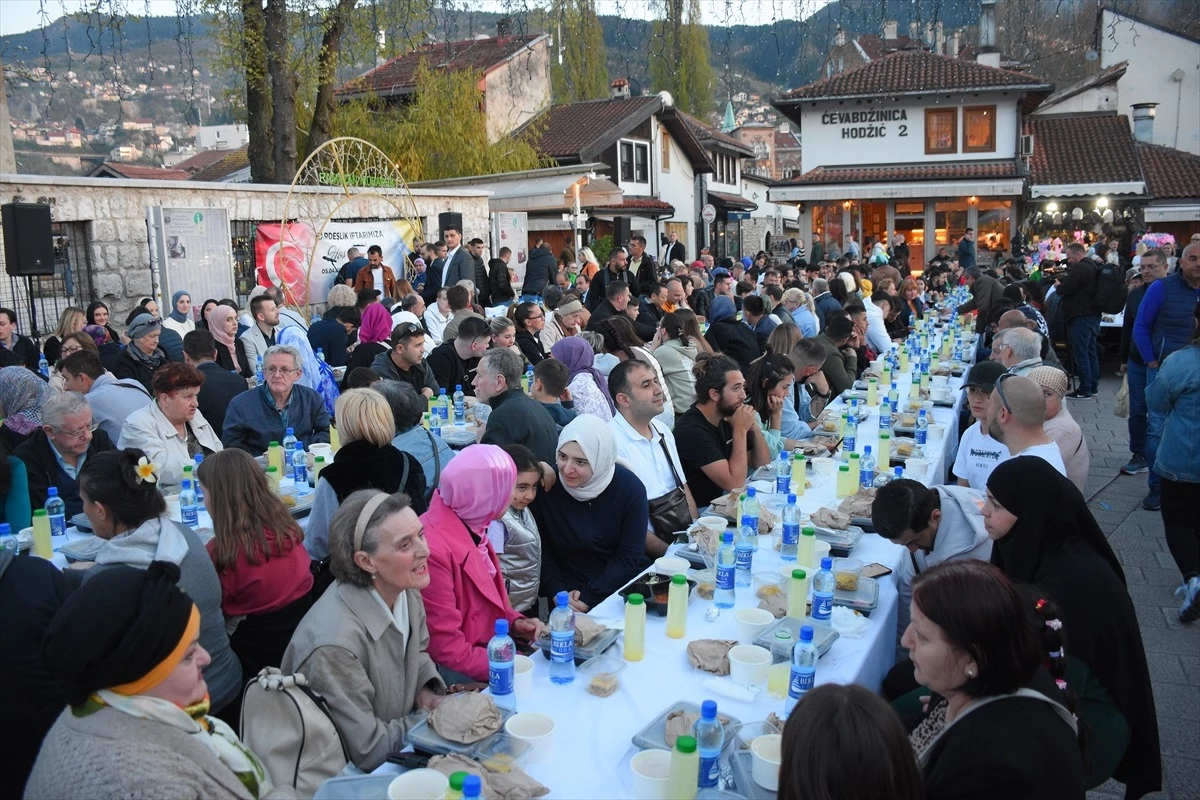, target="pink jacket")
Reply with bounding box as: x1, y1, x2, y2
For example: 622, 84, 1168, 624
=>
419, 494, 523, 681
